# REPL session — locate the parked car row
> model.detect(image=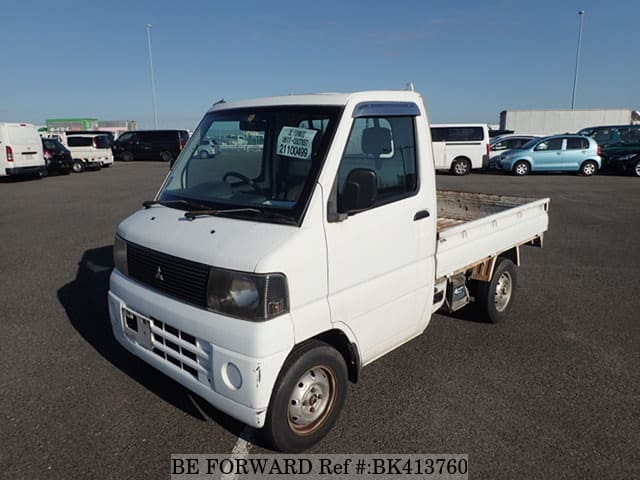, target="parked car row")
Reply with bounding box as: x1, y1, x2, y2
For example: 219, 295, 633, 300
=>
484, 124, 640, 177
42, 131, 114, 173
1, 122, 194, 179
